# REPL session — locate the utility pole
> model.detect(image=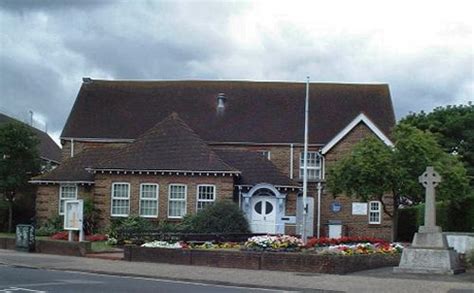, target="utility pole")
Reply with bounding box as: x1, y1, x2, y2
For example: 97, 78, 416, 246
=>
302, 76, 310, 243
